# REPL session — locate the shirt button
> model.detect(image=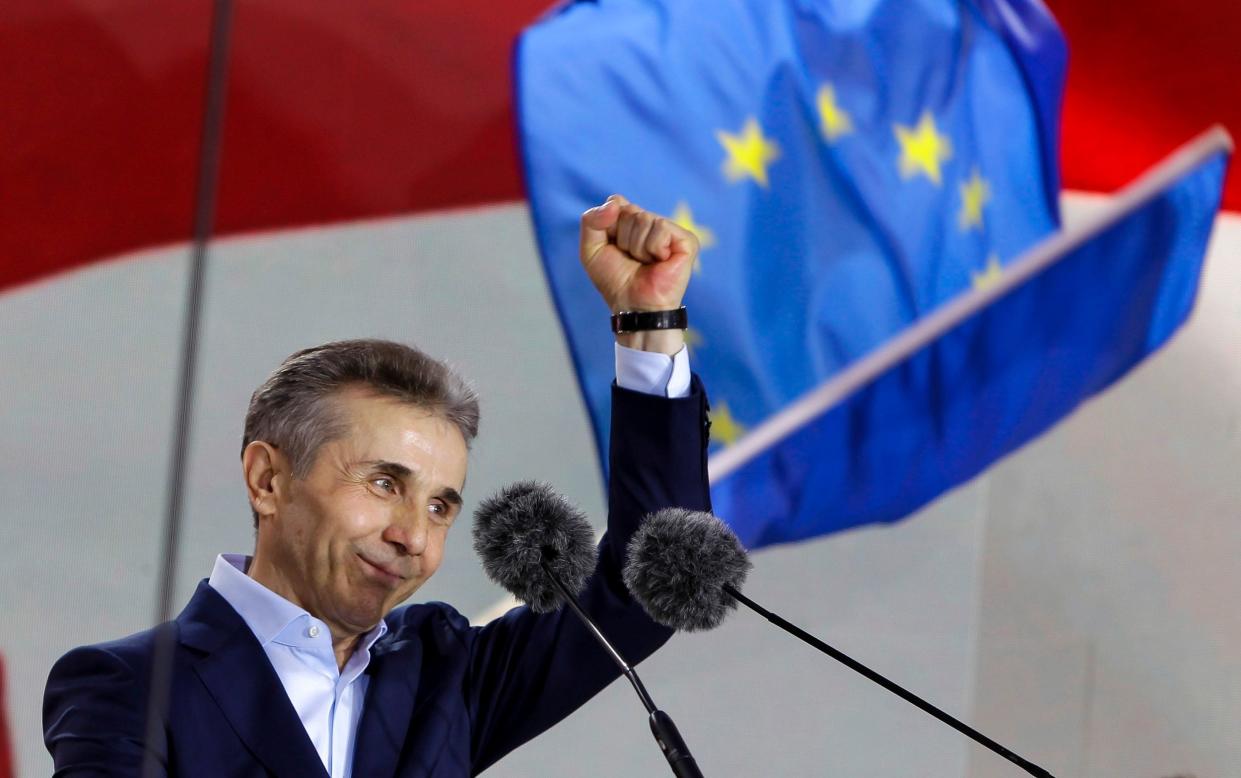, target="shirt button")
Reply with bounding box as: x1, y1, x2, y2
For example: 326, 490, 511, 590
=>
308, 625, 320, 638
